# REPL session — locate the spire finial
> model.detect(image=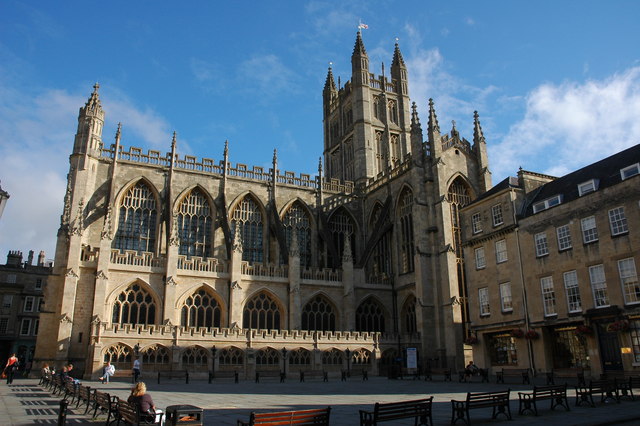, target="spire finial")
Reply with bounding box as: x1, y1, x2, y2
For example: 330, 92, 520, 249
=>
93, 82, 100, 93
473, 110, 486, 144
318, 157, 323, 174
411, 102, 421, 127
428, 98, 440, 133
392, 38, 405, 67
